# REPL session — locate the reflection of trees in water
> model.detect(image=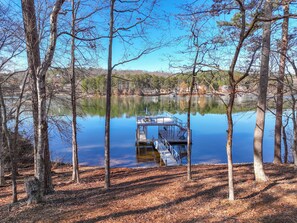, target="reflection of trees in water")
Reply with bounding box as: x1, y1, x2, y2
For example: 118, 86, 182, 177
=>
50, 96, 257, 117
136, 146, 160, 164
136, 144, 188, 166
